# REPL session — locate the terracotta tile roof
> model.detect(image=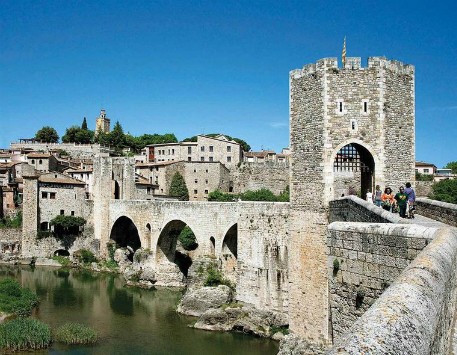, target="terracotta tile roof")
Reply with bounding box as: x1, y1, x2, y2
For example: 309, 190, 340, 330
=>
64, 168, 93, 173
38, 173, 85, 185
27, 153, 52, 159
0, 162, 18, 169
136, 160, 182, 167
415, 161, 437, 167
